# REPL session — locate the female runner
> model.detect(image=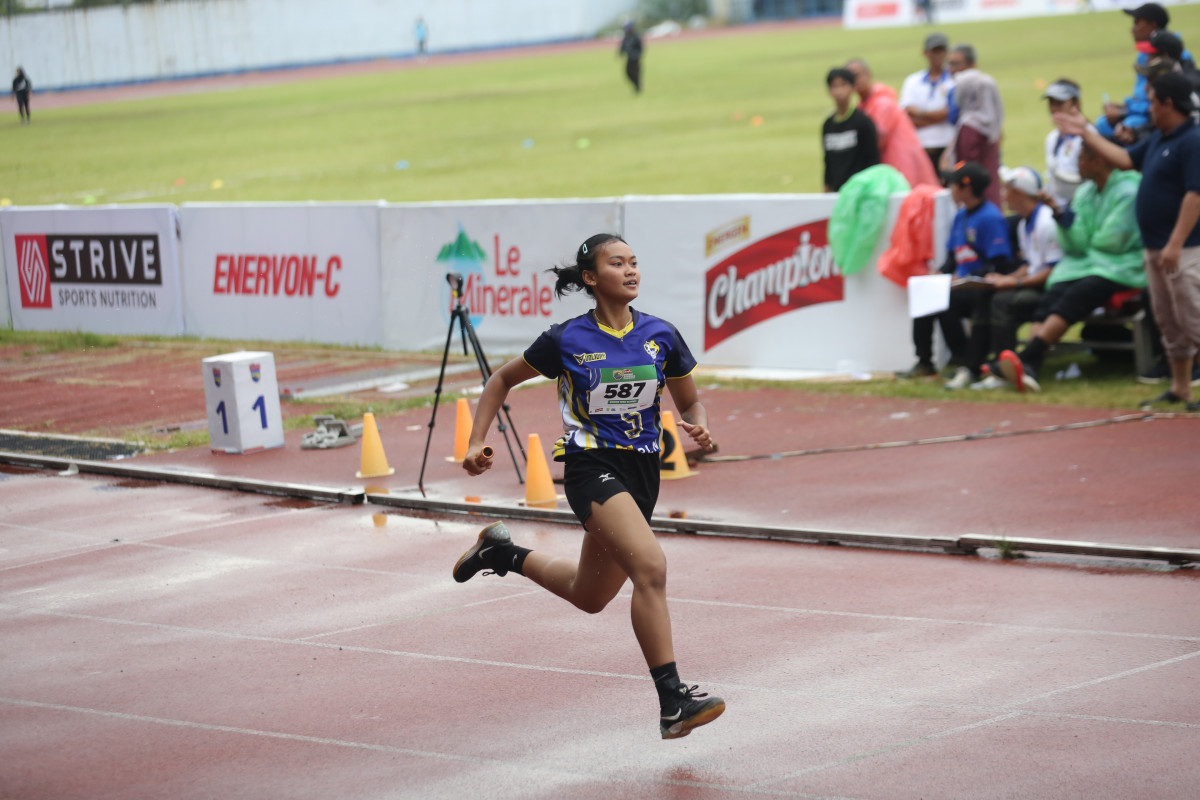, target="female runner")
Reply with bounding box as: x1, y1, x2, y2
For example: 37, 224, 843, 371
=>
453, 233, 725, 739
